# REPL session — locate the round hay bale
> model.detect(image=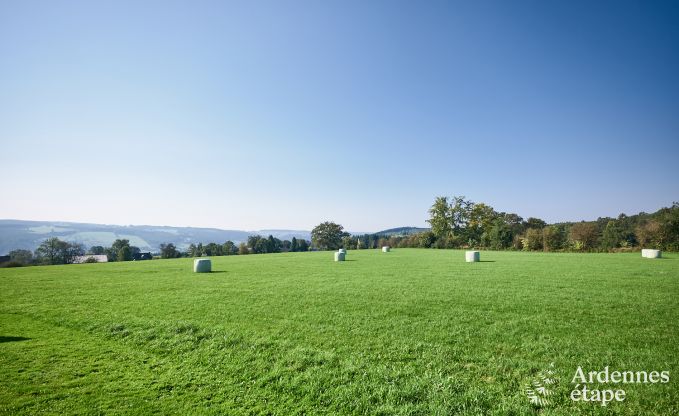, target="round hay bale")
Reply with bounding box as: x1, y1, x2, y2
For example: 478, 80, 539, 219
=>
334, 252, 346, 262
382, 246, 390, 252
642, 249, 662, 259
193, 258, 212, 273
465, 251, 480, 262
